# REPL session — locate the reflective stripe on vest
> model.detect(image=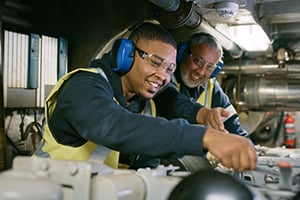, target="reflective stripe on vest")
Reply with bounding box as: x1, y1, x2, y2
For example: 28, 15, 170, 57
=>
196, 79, 215, 108
173, 76, 215, 108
